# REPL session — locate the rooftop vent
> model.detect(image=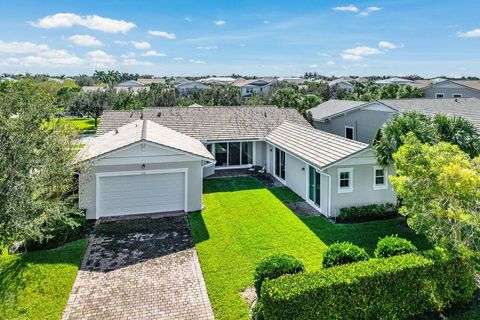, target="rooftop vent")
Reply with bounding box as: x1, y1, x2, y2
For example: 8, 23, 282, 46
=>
130, 112, 133, 118
157, 111, 161, 117
140, 112, 144, 119
114, 129, 119, 134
